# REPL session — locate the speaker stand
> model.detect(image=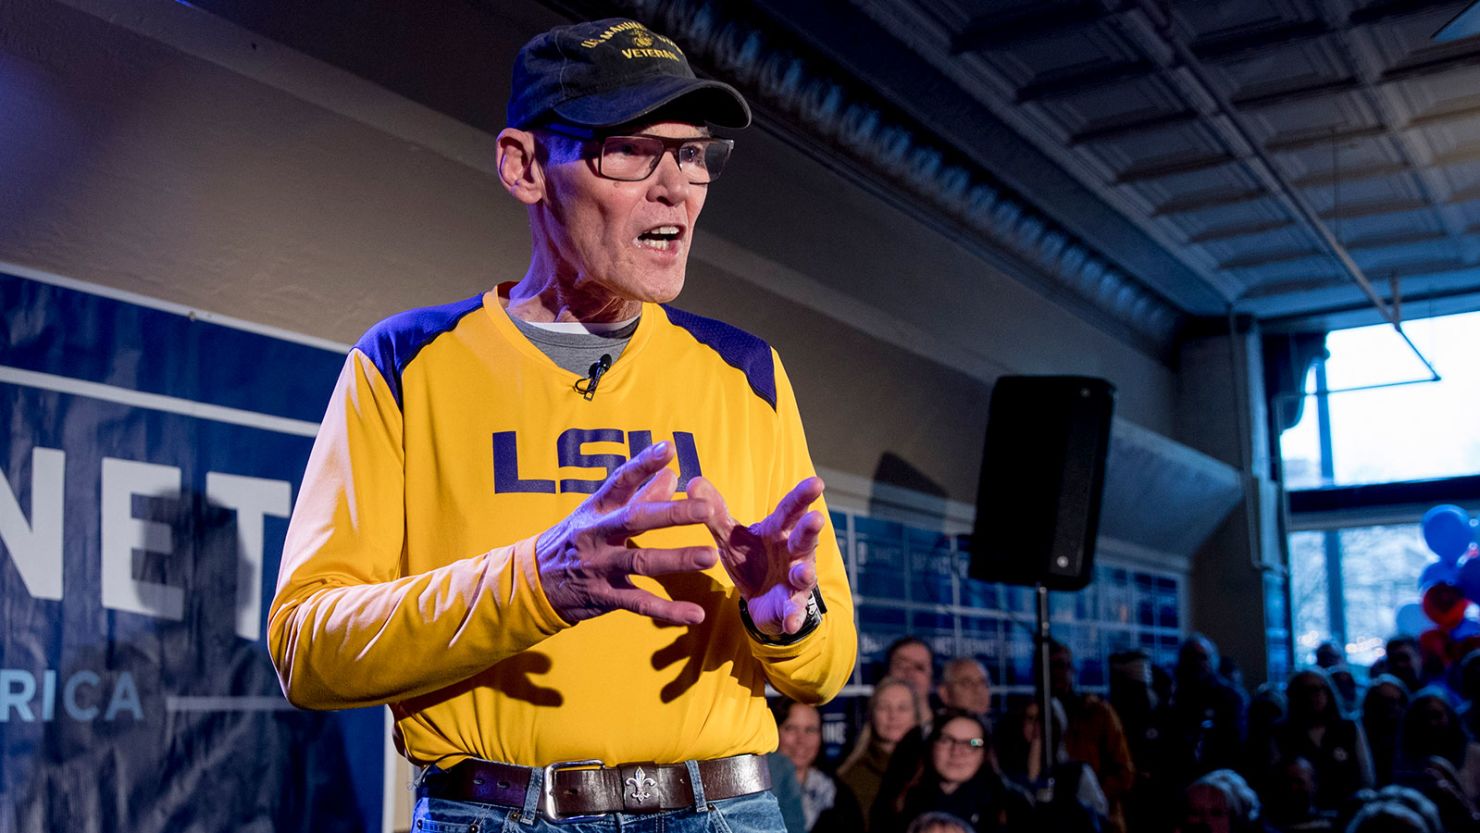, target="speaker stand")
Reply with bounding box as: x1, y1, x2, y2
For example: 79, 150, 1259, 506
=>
1035, 583, 1056, 804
